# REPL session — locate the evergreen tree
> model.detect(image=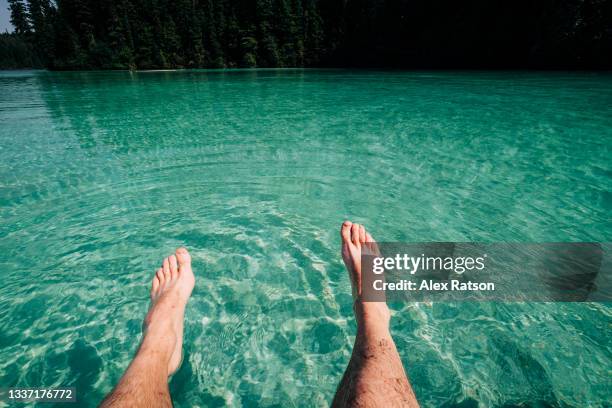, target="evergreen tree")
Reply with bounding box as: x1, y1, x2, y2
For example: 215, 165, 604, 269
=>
8, 0, 31, 35
256, 0, 280, 66
26, 0, 55, 65
302, 0, 322, 65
